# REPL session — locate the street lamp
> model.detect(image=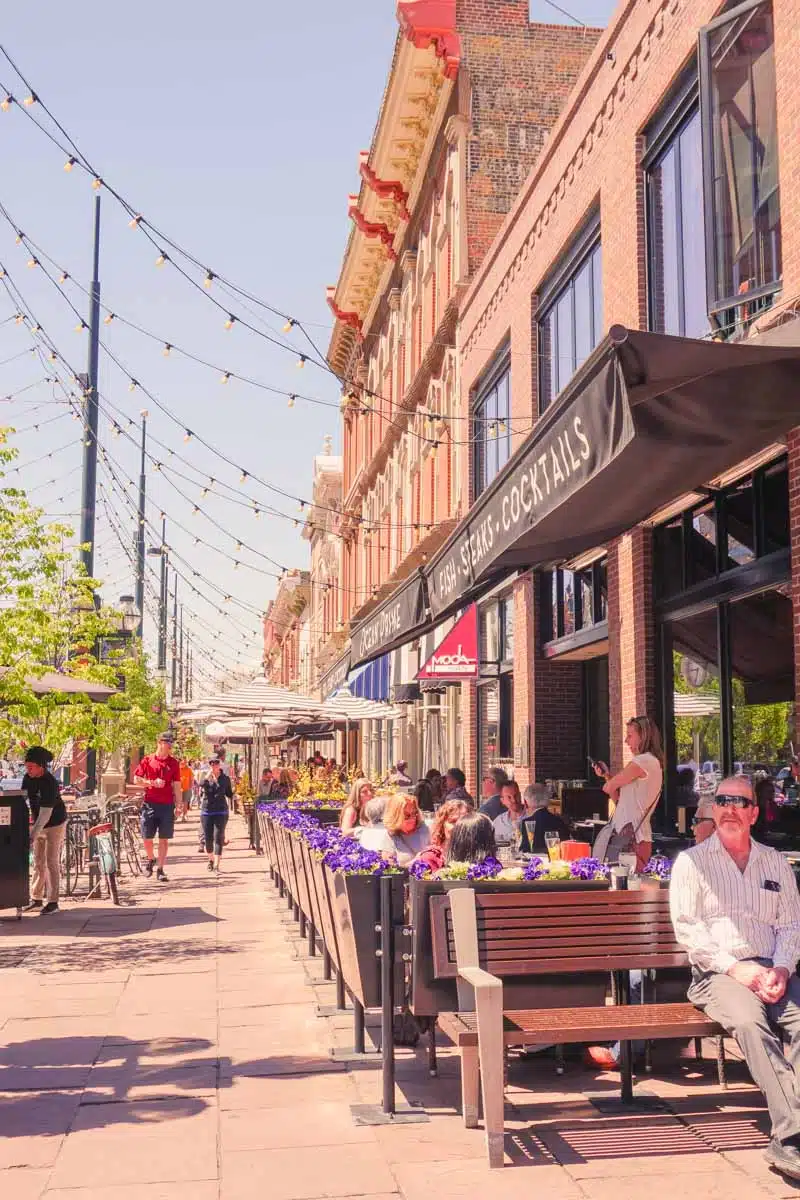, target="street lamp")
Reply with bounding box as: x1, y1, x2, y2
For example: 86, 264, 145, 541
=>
147, 519, 168, 674
118, 595, 141, 637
